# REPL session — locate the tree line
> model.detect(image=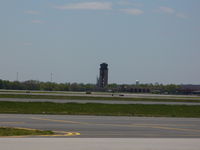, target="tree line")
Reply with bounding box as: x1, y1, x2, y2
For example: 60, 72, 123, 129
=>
0, 80, 96, 91
0, 79, 180, 94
